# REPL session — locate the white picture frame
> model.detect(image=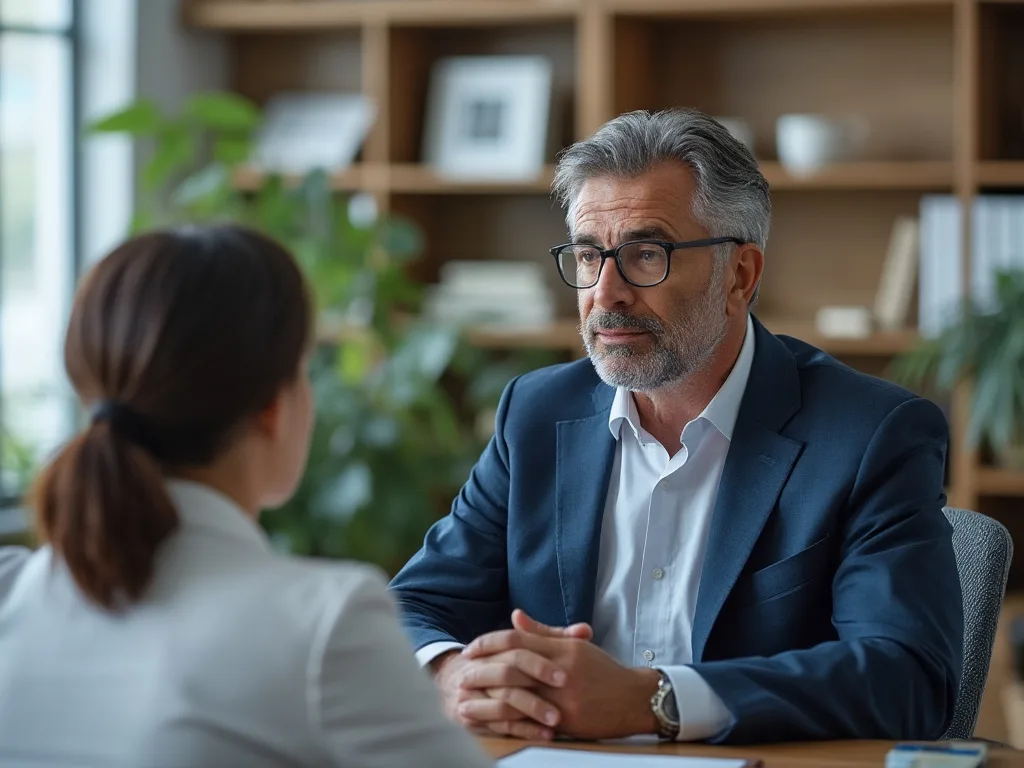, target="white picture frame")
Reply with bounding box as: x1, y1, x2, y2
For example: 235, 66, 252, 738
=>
422, 55, 553, 180
253, 92, 376, 174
